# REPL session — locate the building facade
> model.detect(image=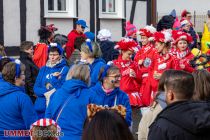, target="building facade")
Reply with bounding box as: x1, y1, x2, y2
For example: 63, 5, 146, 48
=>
1, 0, 156, 47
